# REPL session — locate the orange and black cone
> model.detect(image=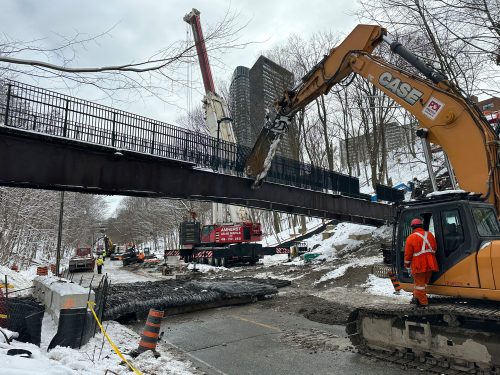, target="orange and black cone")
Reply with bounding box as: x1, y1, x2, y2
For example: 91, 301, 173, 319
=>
388, 271, 402, 294
136, 308, 164, 355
